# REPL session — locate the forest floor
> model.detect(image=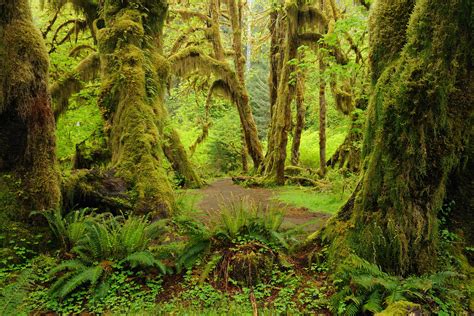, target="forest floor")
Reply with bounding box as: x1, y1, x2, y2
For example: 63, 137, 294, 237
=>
189, 178, 332, 232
